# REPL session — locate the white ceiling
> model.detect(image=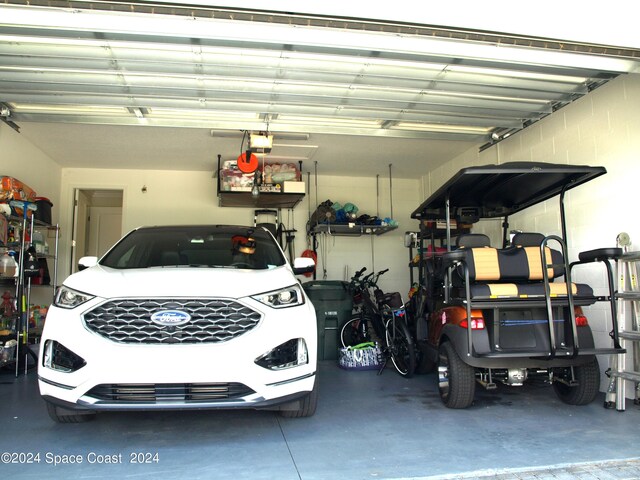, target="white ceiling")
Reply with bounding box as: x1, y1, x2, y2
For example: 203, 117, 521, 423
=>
2, 1, 640, 178
15, 123, 475, 178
